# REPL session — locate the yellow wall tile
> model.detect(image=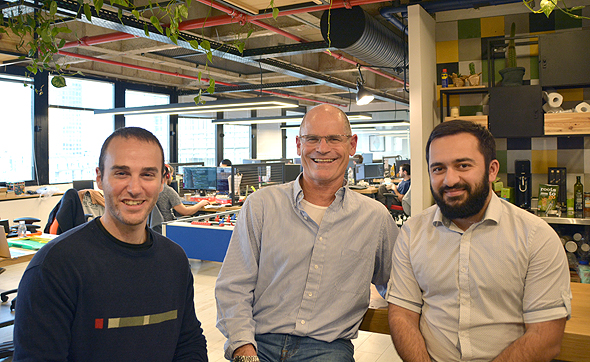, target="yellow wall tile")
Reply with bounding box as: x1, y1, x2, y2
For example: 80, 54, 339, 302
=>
531, 150, 557, 173
529, 37, 539, 56
559, 88, 584, 102
436, 40, 459, 63
481, 16, 504, 38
